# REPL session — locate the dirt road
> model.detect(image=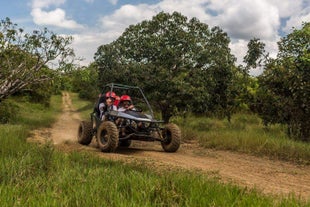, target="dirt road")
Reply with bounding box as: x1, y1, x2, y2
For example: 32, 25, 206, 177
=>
29, 92, 310, 201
